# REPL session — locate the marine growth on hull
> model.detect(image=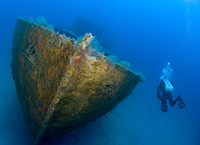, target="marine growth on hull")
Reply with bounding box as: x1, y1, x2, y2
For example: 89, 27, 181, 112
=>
11, 16, 144, 145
